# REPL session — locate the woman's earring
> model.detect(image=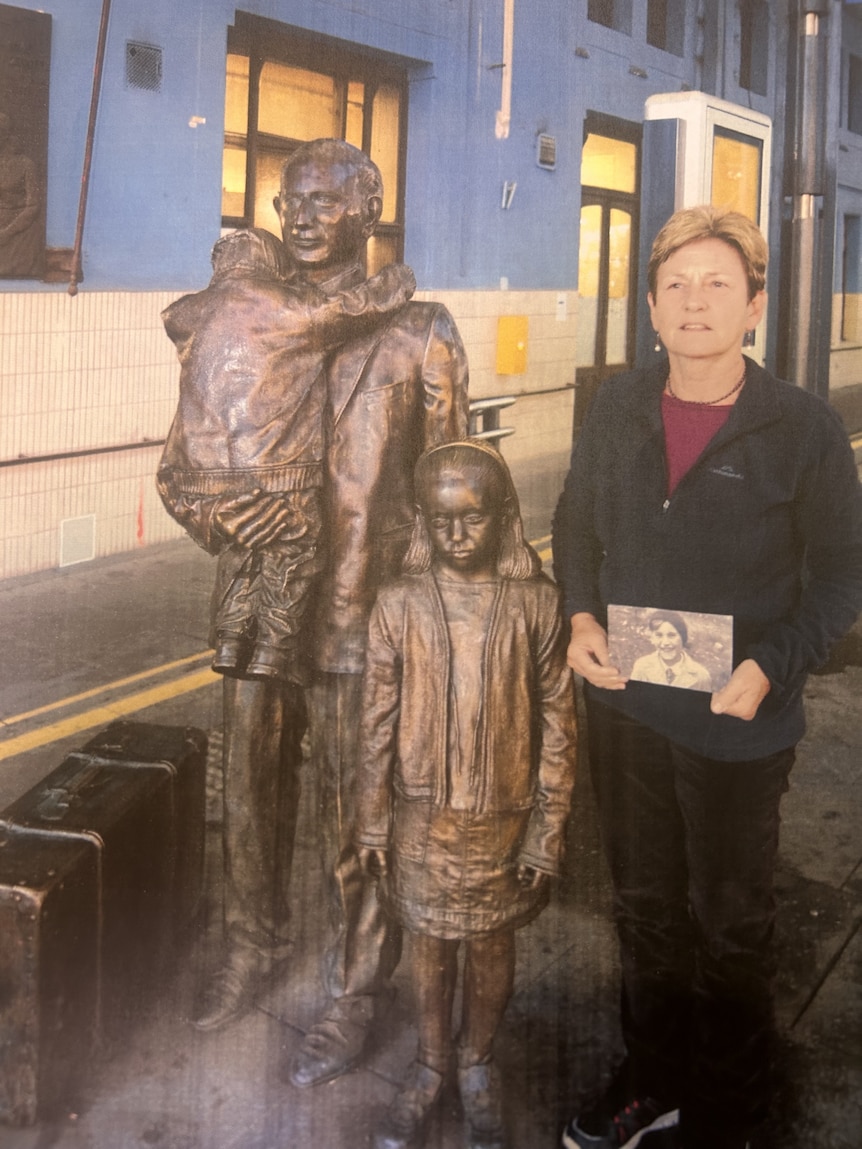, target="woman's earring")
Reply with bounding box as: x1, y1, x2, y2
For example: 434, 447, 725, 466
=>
742, 329, 756, 348
653, 331, 662, 353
